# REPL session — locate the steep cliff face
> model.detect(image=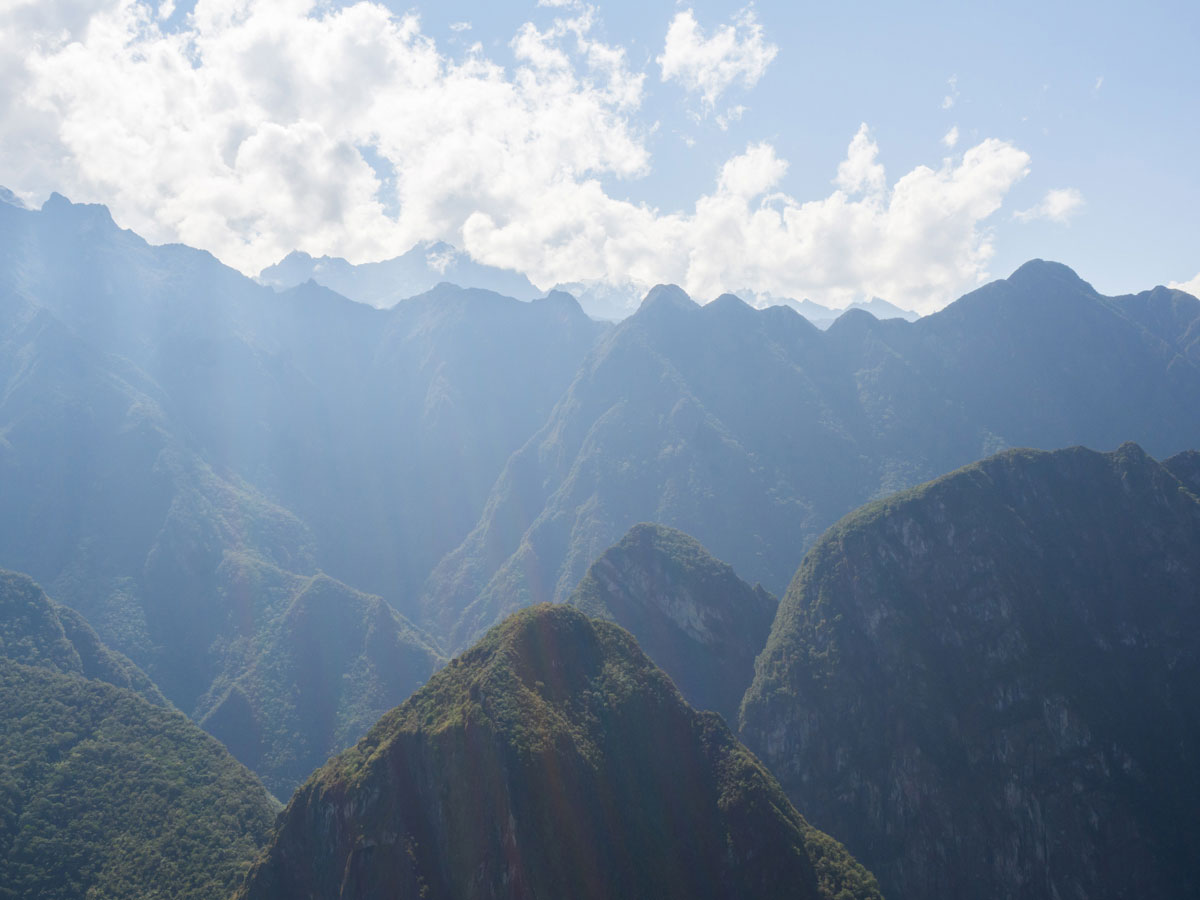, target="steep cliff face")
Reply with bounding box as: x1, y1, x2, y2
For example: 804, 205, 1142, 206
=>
567, 523, 776, 725
237, 605, 881, 900
740, 443, 1200, 900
